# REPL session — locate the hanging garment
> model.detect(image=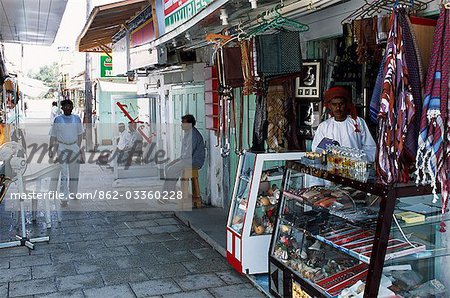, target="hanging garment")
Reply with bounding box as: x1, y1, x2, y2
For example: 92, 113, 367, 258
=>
415, 8, 450, 232
283, 81, 301, 150
369, 54, 387, 124
354, 18, 379, 64
399, 9, 423, 161
256, 31, 302, 77
266, 85, 288, 152
376, 9, 415, 184
251, 94, 267, 152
